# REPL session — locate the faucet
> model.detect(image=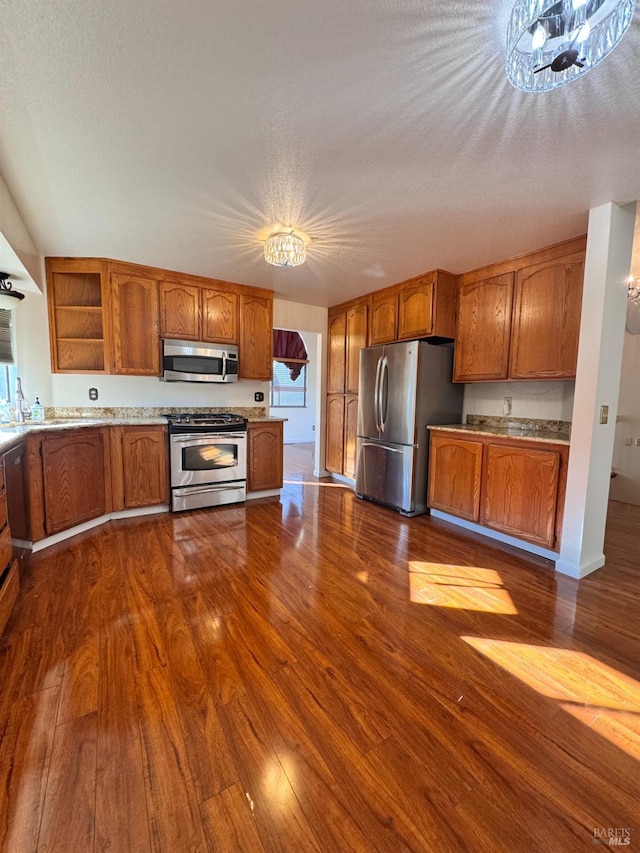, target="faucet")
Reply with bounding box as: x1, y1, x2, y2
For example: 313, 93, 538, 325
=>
14, 376, 26, 423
